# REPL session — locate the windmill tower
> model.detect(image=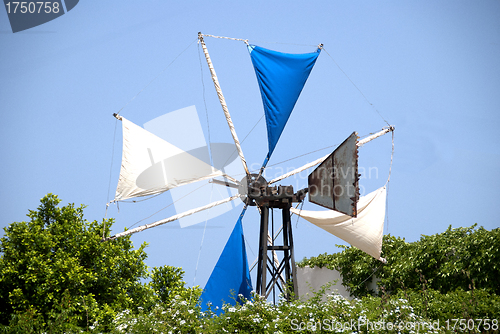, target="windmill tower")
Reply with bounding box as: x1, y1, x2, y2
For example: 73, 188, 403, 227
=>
104, 33, 394, 308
